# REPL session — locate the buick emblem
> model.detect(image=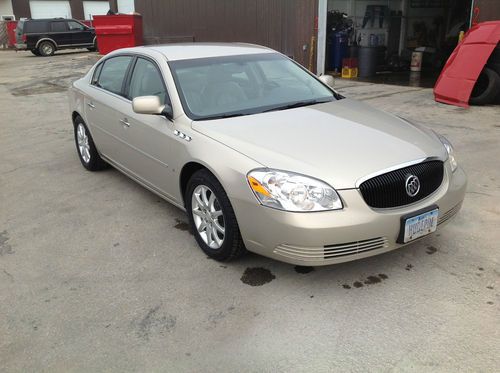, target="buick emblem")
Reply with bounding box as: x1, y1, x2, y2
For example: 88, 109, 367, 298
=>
405, 174, 420, 197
